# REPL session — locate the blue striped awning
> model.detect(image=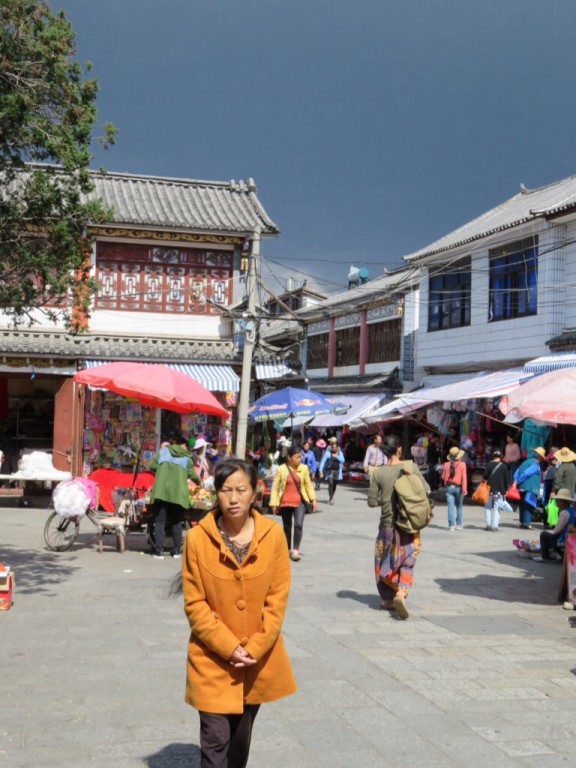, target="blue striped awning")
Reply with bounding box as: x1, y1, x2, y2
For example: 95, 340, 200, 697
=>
84, 361, 240, 392
523, 353, 576, 374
